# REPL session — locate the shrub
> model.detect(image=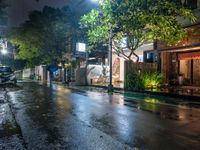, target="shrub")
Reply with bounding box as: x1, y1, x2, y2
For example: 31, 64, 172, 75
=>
125, 71, 163, 90
125, 72, 144, 90
143, 72, 164, 89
